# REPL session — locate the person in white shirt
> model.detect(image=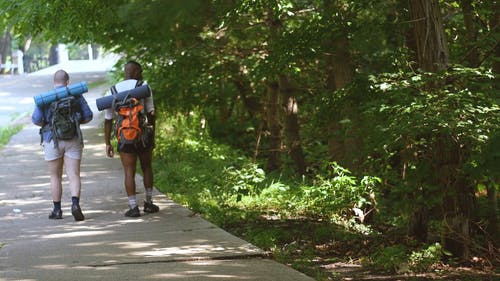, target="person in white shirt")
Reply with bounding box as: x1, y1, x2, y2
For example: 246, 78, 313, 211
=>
104, 61, 159, 217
